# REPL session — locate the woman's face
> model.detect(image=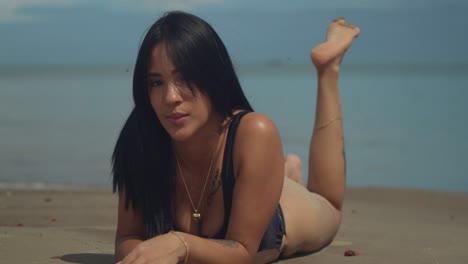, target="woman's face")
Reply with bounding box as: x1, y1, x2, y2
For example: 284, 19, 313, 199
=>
147, 43, 214, 142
